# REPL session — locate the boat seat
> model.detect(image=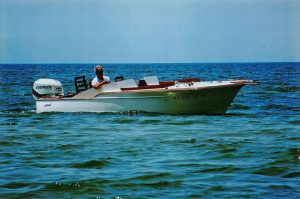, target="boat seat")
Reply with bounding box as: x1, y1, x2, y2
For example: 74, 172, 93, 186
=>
89, 79, 93, 88
138, 80, 147, 86
74, 76, 88, 93
144, 76, 159, 85
114, 76, 124, 82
